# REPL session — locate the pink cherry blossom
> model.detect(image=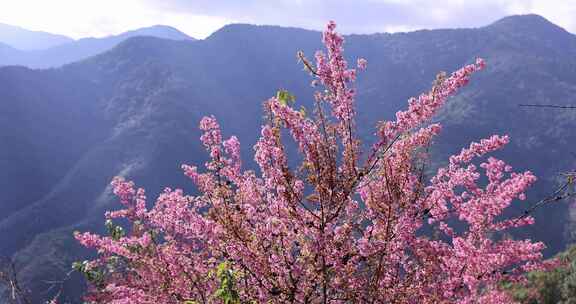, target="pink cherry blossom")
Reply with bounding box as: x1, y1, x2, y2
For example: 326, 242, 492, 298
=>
76, 22, 549, 304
